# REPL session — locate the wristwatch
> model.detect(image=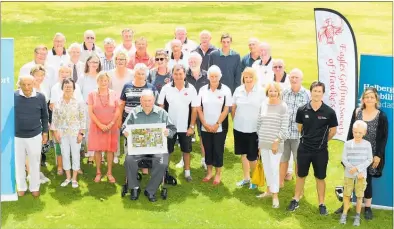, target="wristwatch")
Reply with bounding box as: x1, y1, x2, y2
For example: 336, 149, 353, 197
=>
189, 125, 194, 129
